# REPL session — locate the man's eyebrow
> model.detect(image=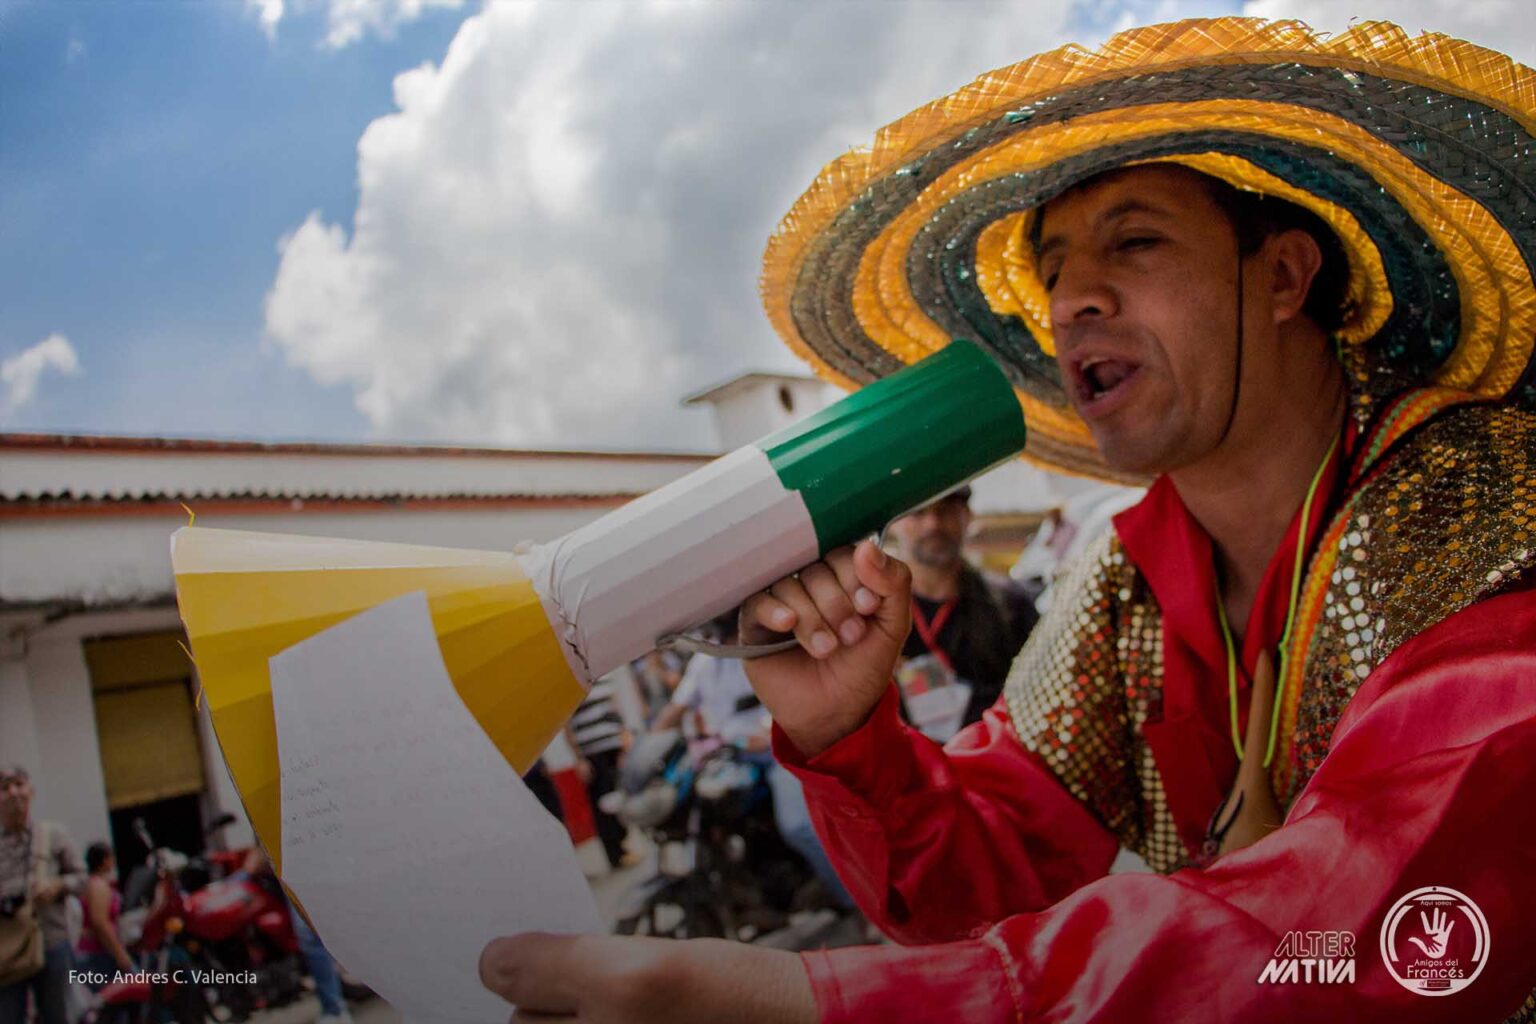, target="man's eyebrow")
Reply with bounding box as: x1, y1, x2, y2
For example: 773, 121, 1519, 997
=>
1036, 198, 1175, 263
